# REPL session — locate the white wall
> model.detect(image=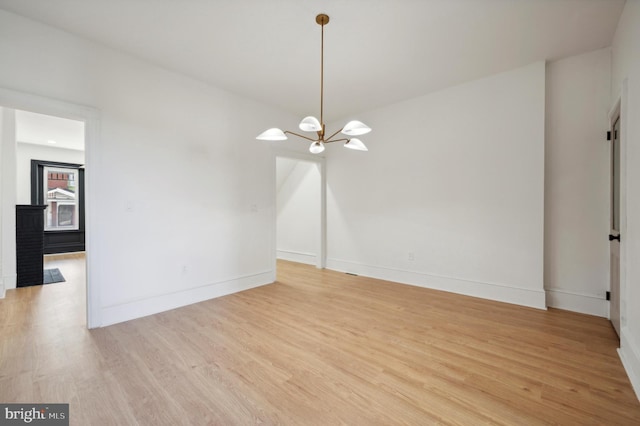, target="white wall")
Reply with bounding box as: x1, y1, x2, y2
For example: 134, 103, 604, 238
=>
544, 48, 611, 317
611, 0, 640, 401
0, 107, 4, 297
0, 107, 17, 296
0, 106, 5, 299
276, 158, 320, 265
15, 142, 85, 205
0, 9, 296, 325
326, 61, 546, 309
